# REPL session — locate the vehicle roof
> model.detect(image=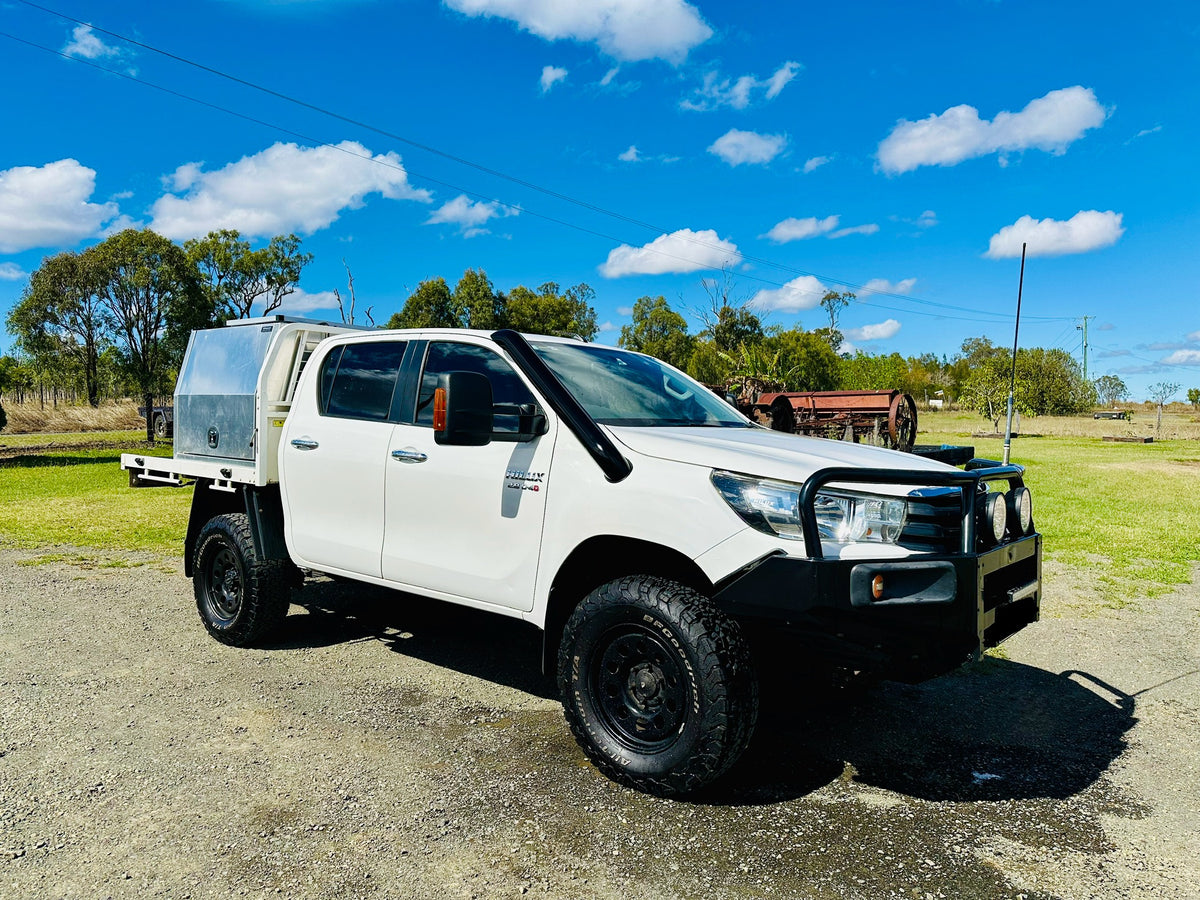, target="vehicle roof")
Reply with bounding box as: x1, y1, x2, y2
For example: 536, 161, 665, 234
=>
331, 328, 590, 345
